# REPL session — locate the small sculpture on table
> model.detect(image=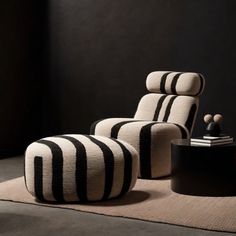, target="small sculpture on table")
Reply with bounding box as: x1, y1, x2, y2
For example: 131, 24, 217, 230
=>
204, 114, 223, 137
190, 113, 232, 146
